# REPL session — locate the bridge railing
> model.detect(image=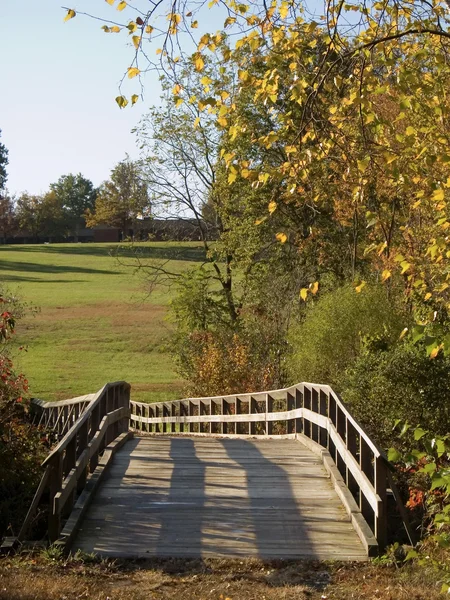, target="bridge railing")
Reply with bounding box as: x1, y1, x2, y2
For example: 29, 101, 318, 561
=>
32, 394, 95, 439
130, 382, 390, 550
17, 382, 131, 545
